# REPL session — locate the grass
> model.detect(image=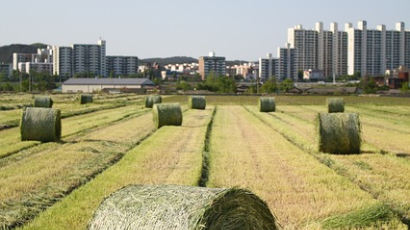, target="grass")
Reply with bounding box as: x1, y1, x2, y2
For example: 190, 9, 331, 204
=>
0, 105, 147, 159
21, 107, 214, 230
164, 95, 410, 106
205, 106, 395, 229
246, 105, 410, 226
0, 111, 155, 228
